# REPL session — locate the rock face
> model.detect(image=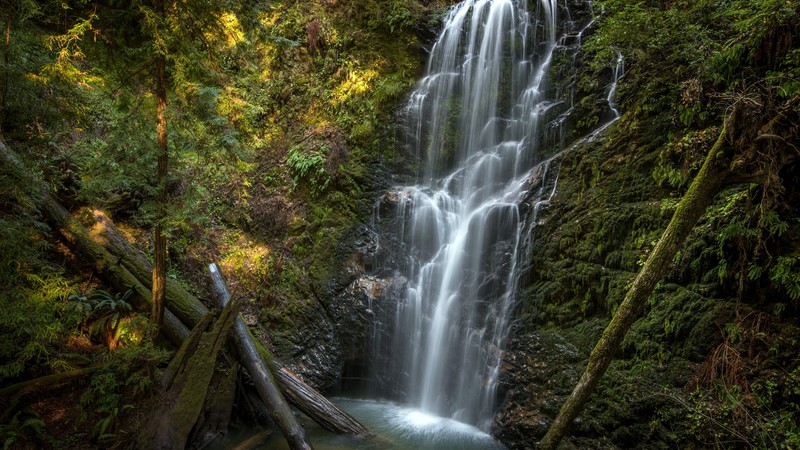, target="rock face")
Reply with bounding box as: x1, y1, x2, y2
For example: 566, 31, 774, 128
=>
278, 0, 617, 436
262, 225, 386, 392
492, 328, 583, 448
284, 222, 406, 392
